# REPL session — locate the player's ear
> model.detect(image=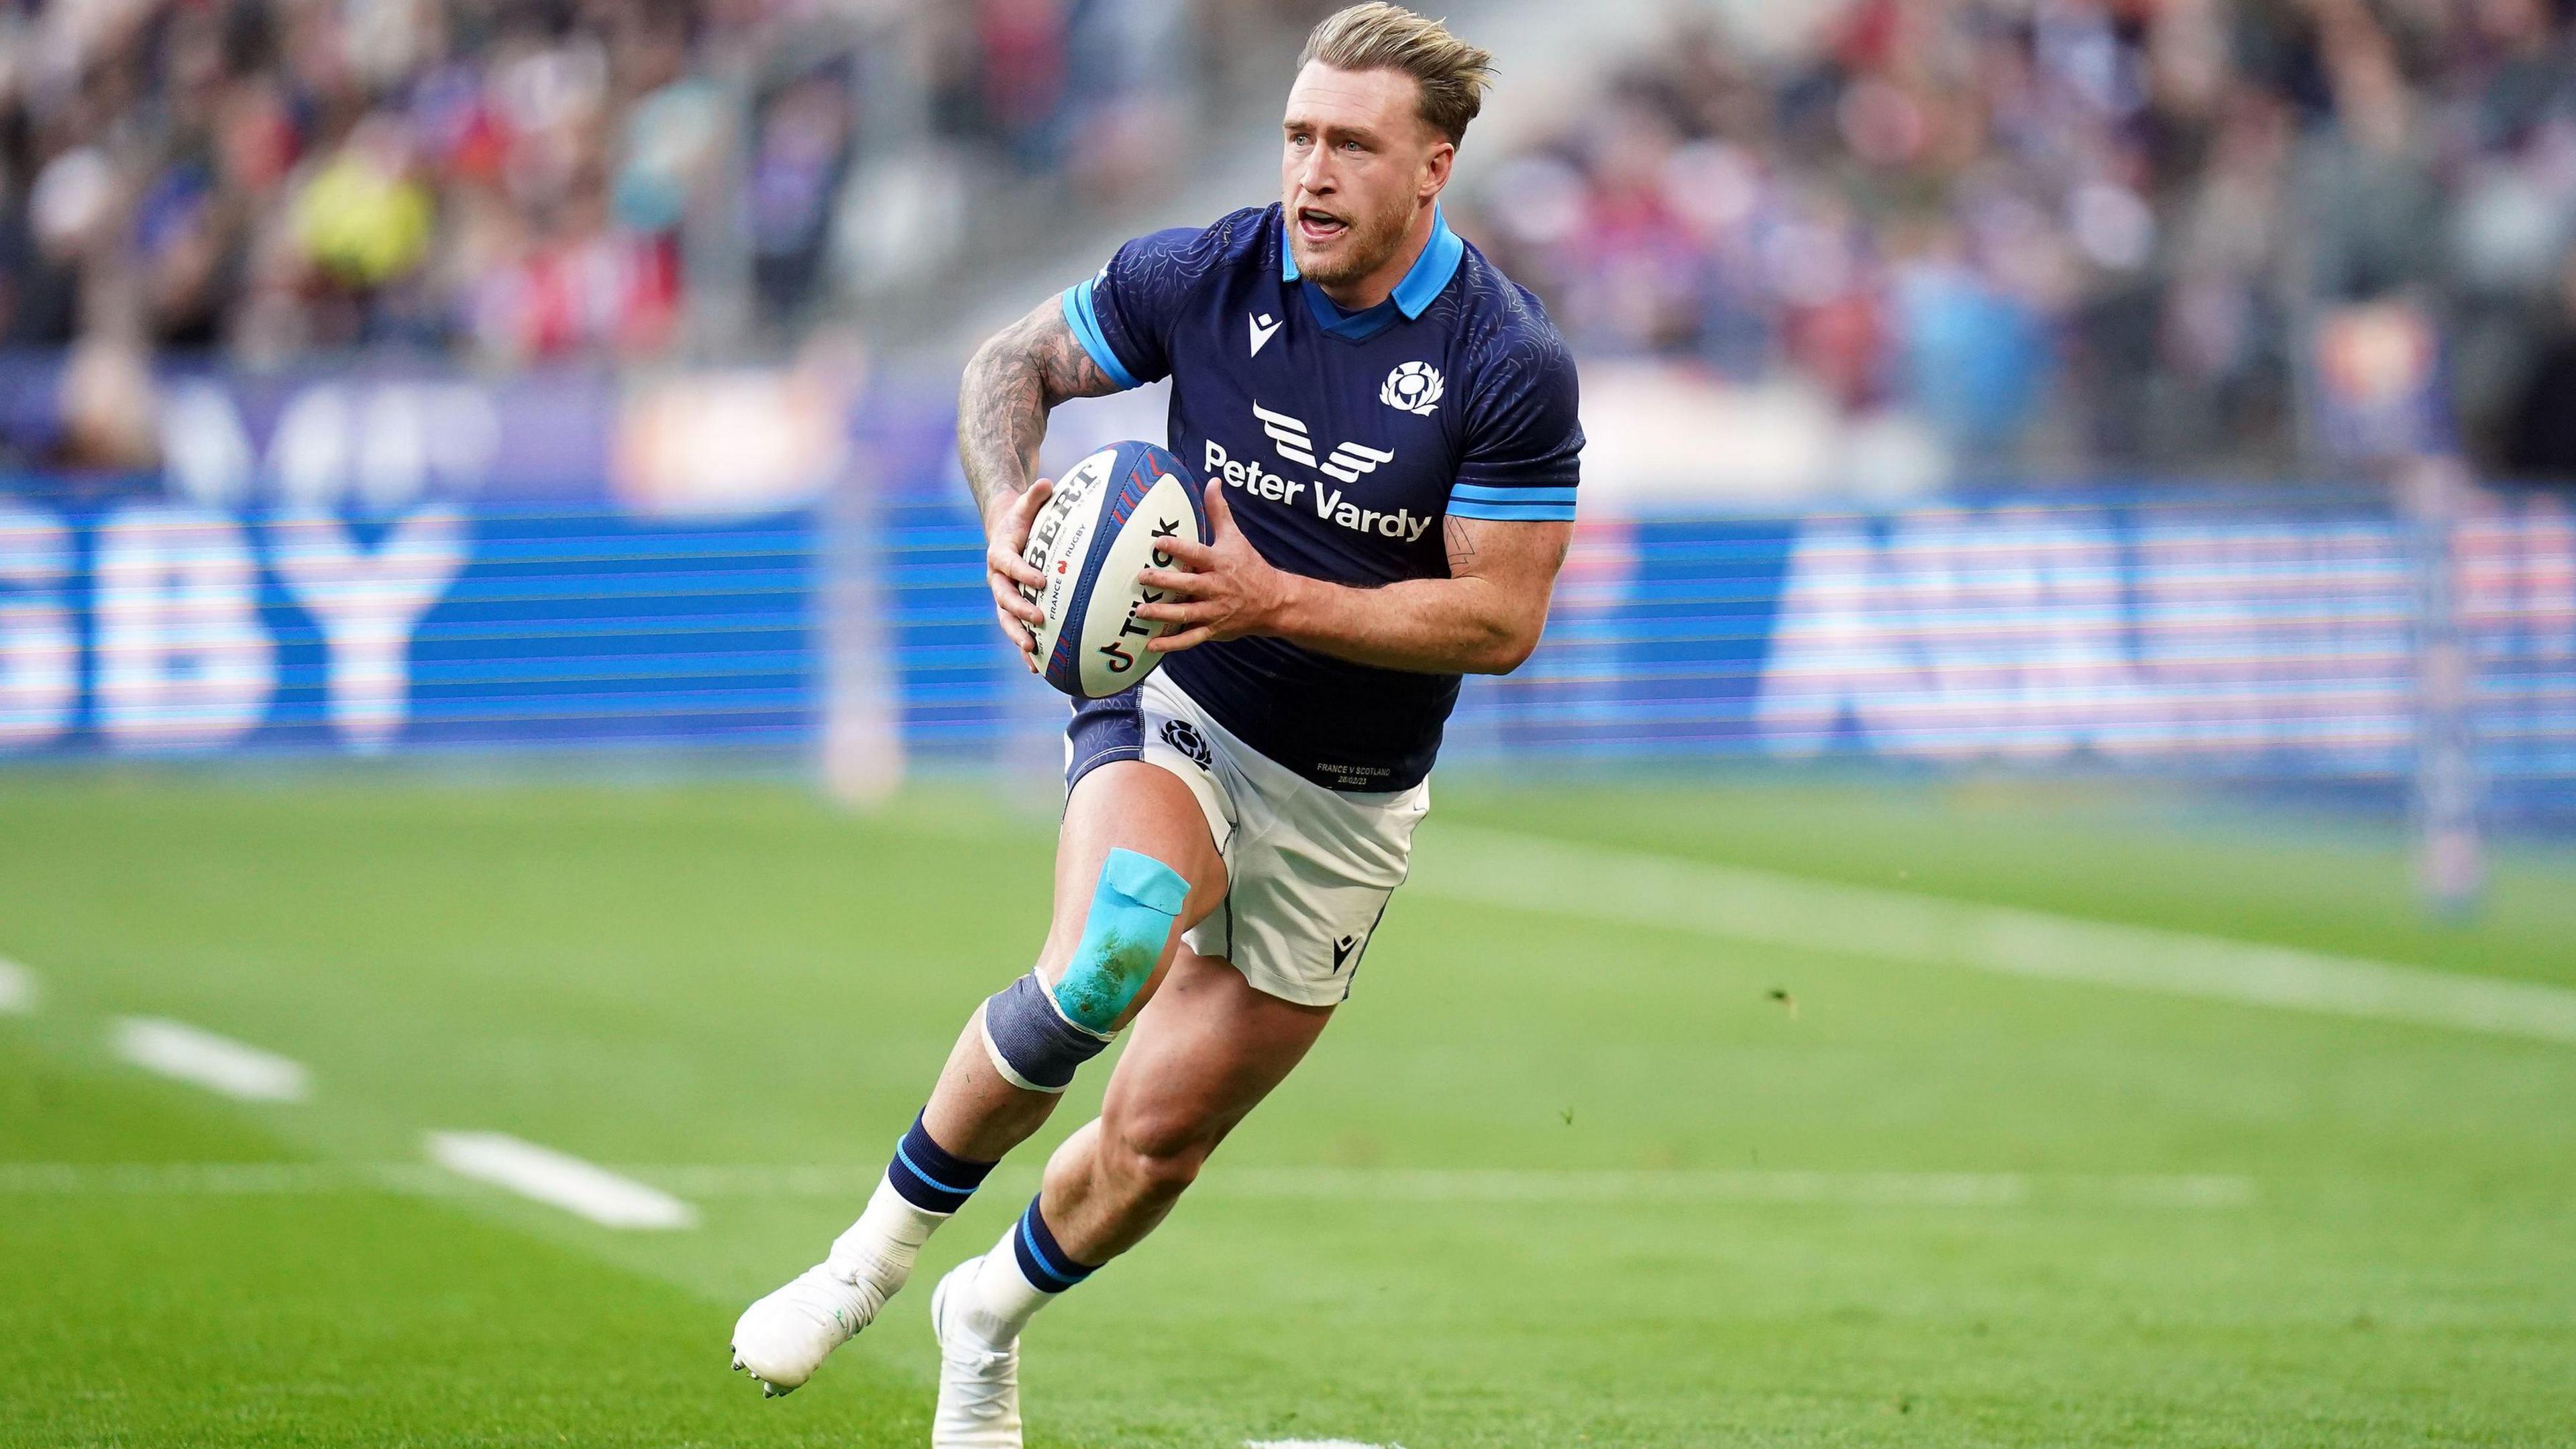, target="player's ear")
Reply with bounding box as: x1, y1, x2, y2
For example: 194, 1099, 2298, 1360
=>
1419, 138, 1453, 202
